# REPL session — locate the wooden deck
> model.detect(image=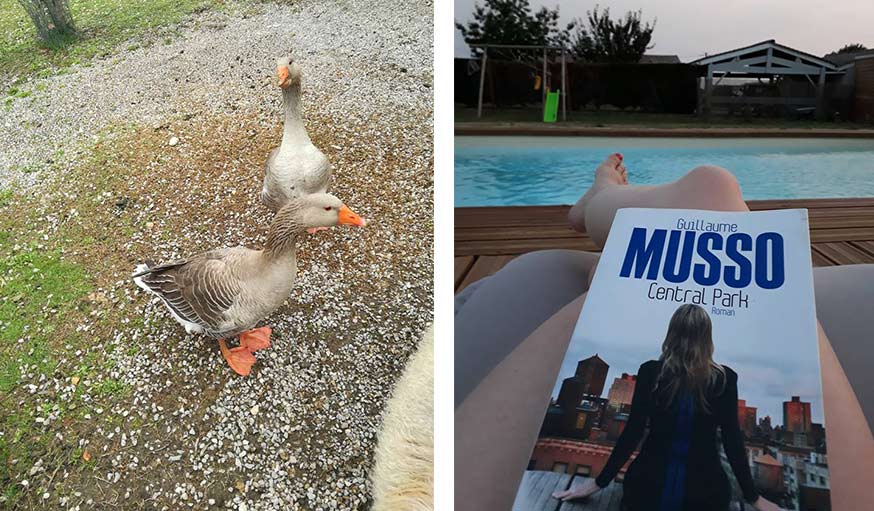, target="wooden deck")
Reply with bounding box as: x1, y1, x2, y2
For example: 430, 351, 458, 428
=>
513, 471, 623, 511
456, 198, 874, 292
